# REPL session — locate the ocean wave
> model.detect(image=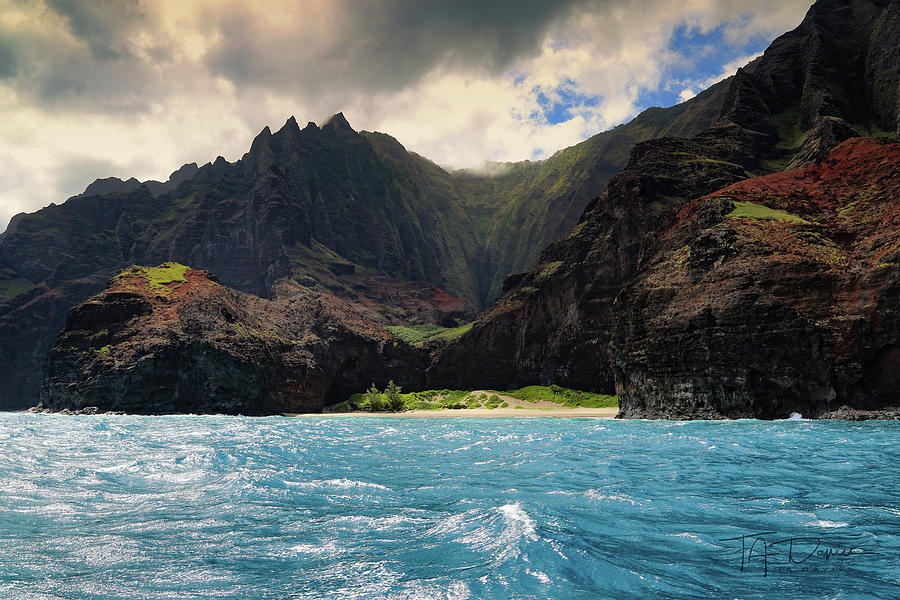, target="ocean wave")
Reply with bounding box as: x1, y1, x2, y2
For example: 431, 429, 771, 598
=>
287, 478, 391, 491
0, 413, 897, 599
